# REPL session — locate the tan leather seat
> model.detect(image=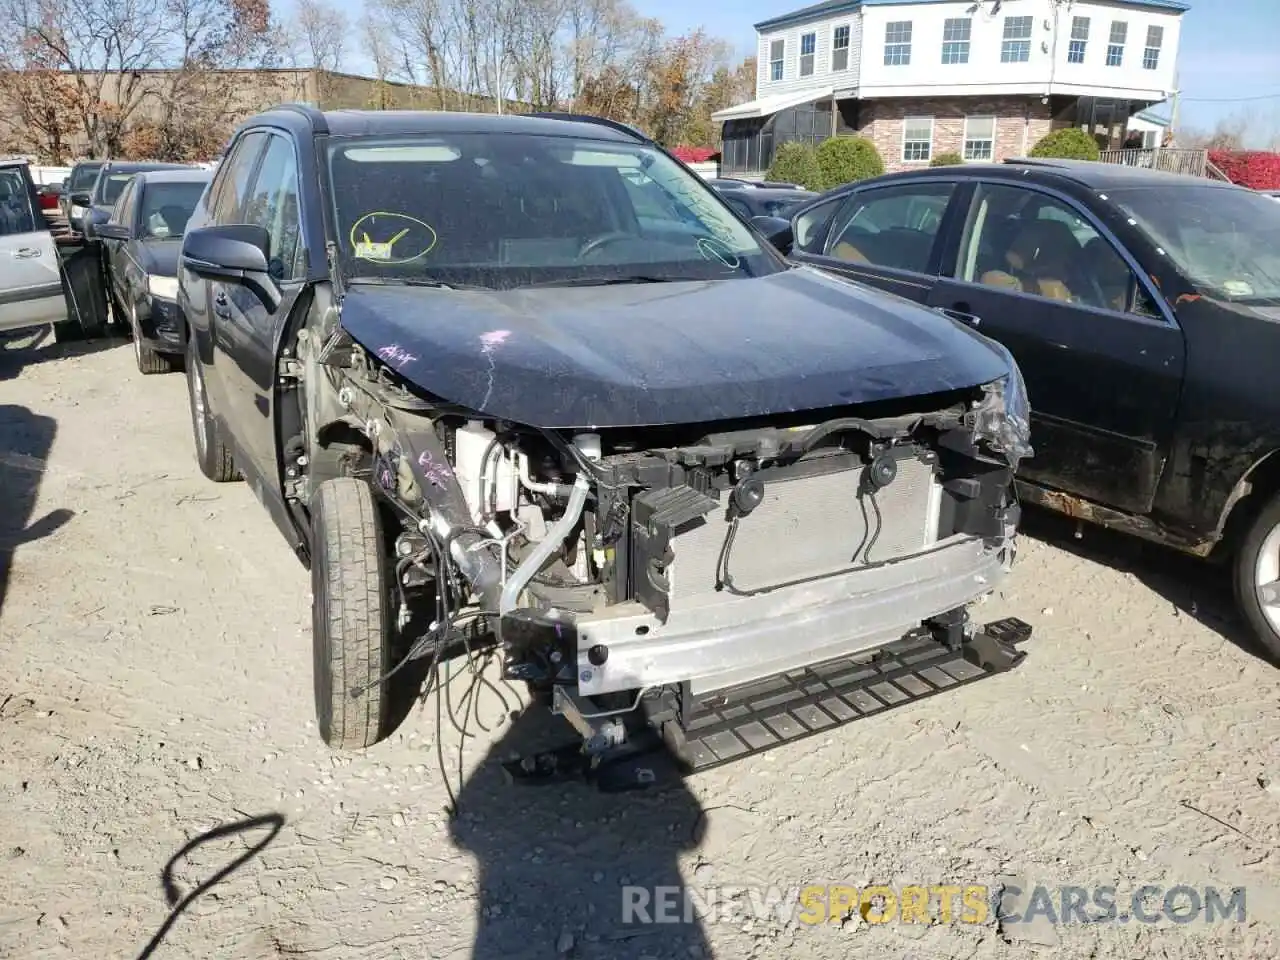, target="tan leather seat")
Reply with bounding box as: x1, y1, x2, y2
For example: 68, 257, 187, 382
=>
983, 219, 1078, 302
979, 269, 1022, 291
831, 240, 869, 263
